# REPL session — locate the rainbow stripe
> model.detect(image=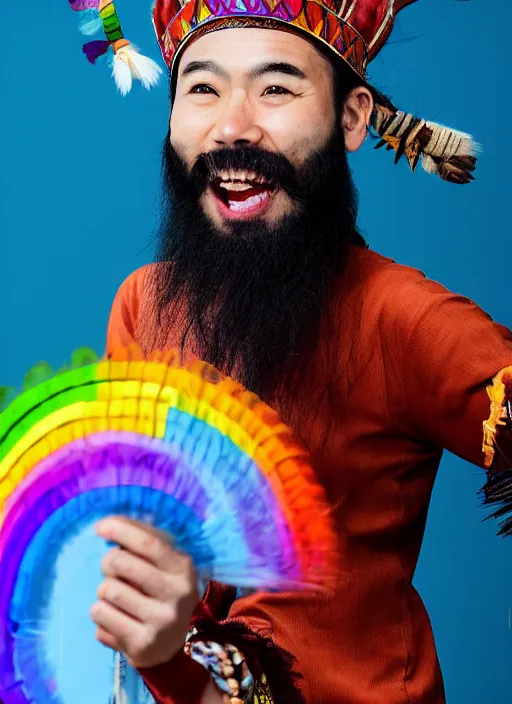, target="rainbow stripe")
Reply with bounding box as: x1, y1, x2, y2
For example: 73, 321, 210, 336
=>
0, 346, 338, 703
